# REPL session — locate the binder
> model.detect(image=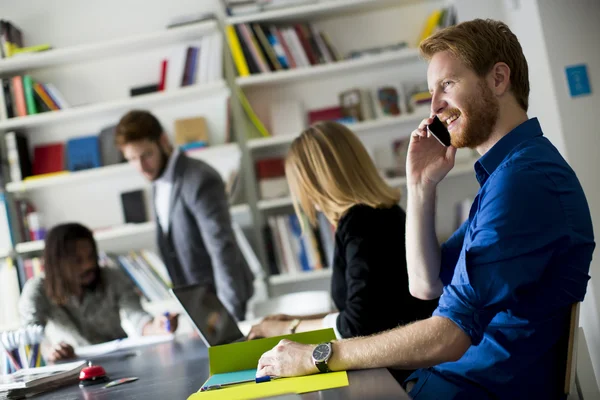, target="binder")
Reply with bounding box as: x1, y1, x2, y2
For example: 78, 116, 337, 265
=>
188, 329, 348, 399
